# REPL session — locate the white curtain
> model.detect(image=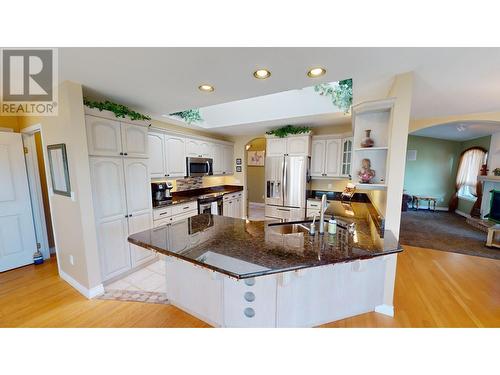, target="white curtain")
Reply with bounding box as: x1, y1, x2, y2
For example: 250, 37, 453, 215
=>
456, 148, 486, 196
